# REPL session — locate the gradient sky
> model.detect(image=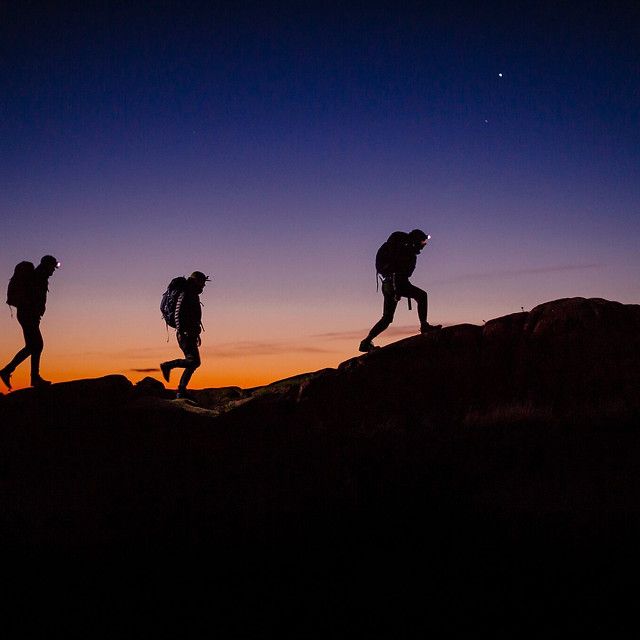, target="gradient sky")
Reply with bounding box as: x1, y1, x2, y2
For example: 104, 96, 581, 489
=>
1, 0, 639, 390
